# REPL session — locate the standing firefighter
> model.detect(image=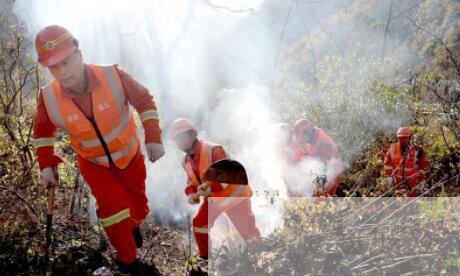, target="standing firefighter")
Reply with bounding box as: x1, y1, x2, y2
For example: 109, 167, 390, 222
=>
169, 118, 261, 260
384, 127, 429, 196
33, 25, 164, 272
293, 119, 344, 197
